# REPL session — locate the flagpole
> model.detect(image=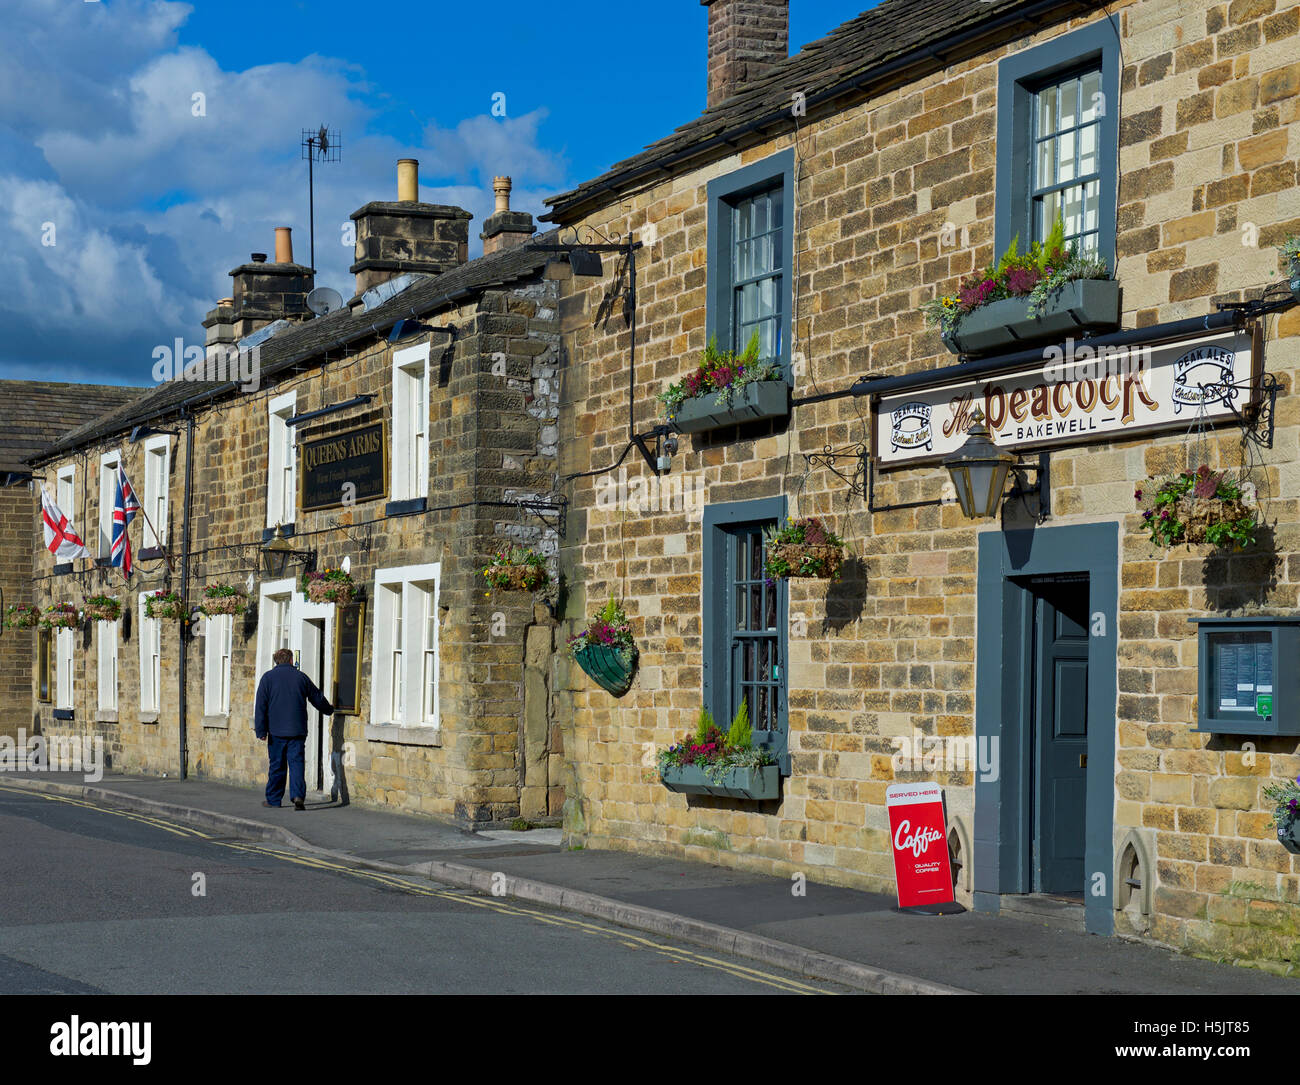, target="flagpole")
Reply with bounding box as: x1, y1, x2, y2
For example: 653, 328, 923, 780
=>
118, 467, 175, 574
